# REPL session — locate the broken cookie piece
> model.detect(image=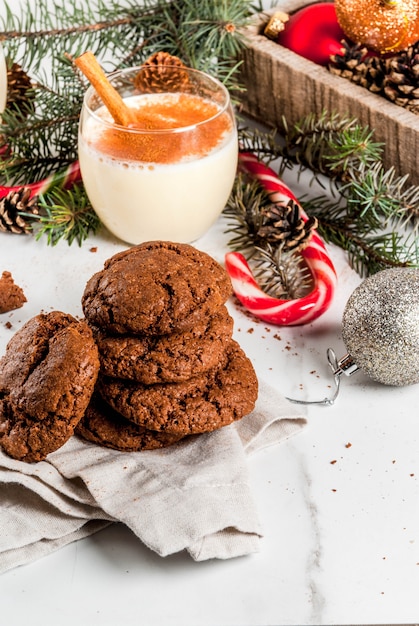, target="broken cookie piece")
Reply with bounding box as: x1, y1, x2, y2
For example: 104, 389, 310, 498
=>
0, 271, 27, 314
